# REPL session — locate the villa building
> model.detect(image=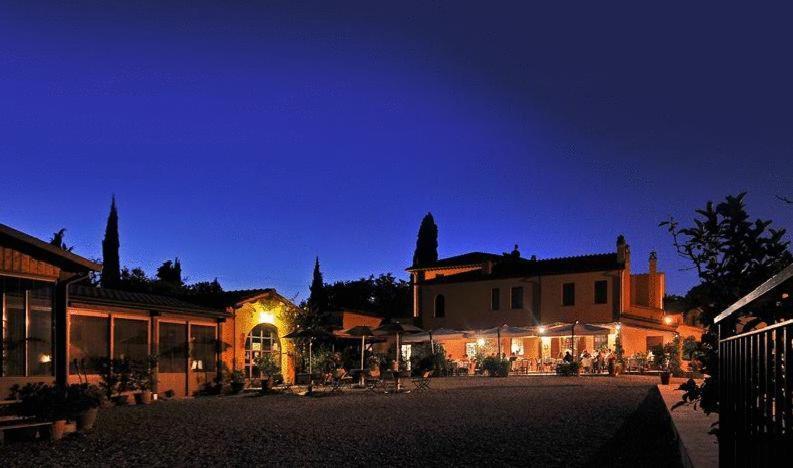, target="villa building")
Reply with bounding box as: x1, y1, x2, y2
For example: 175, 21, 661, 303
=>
0, 224, 300, 398
407, 236, 703, 361
1, 222, 380, 398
